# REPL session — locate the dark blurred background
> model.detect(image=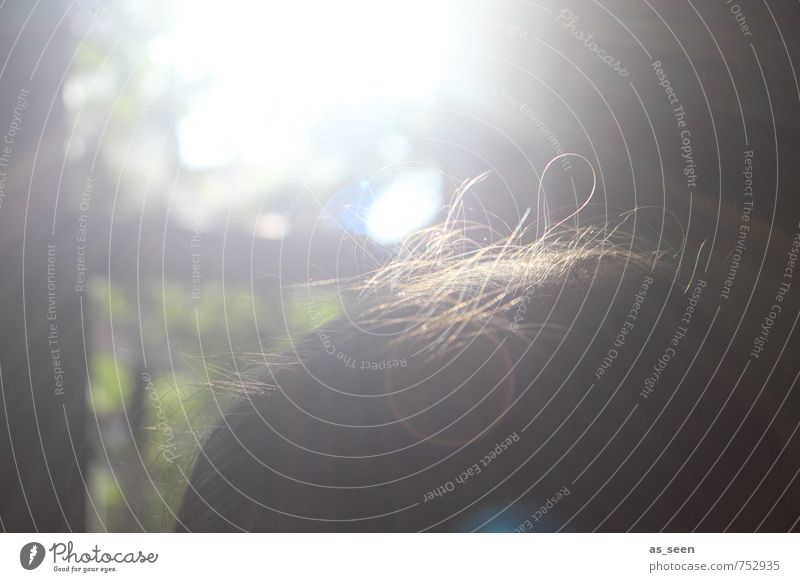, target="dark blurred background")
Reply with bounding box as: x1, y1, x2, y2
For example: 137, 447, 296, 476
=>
1, 0, 799, 531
